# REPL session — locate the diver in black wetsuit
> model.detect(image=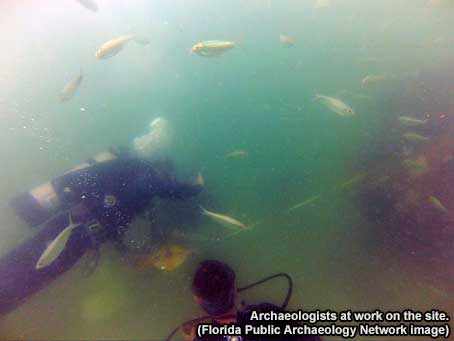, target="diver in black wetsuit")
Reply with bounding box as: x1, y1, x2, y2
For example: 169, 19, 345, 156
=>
0, 149, 203, 315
